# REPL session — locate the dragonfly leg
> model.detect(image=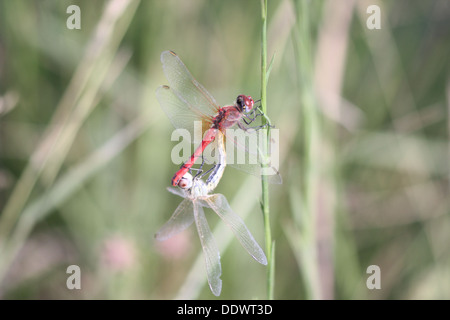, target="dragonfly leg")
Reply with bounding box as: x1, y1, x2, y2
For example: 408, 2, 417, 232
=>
238, 121, 274, 132
205, 163, 223, 184
242, 107, 275, 129
189, 155, 206, 177
193, 155, 222, 182
198, 165, 217, 181
242, 109, 262, 124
